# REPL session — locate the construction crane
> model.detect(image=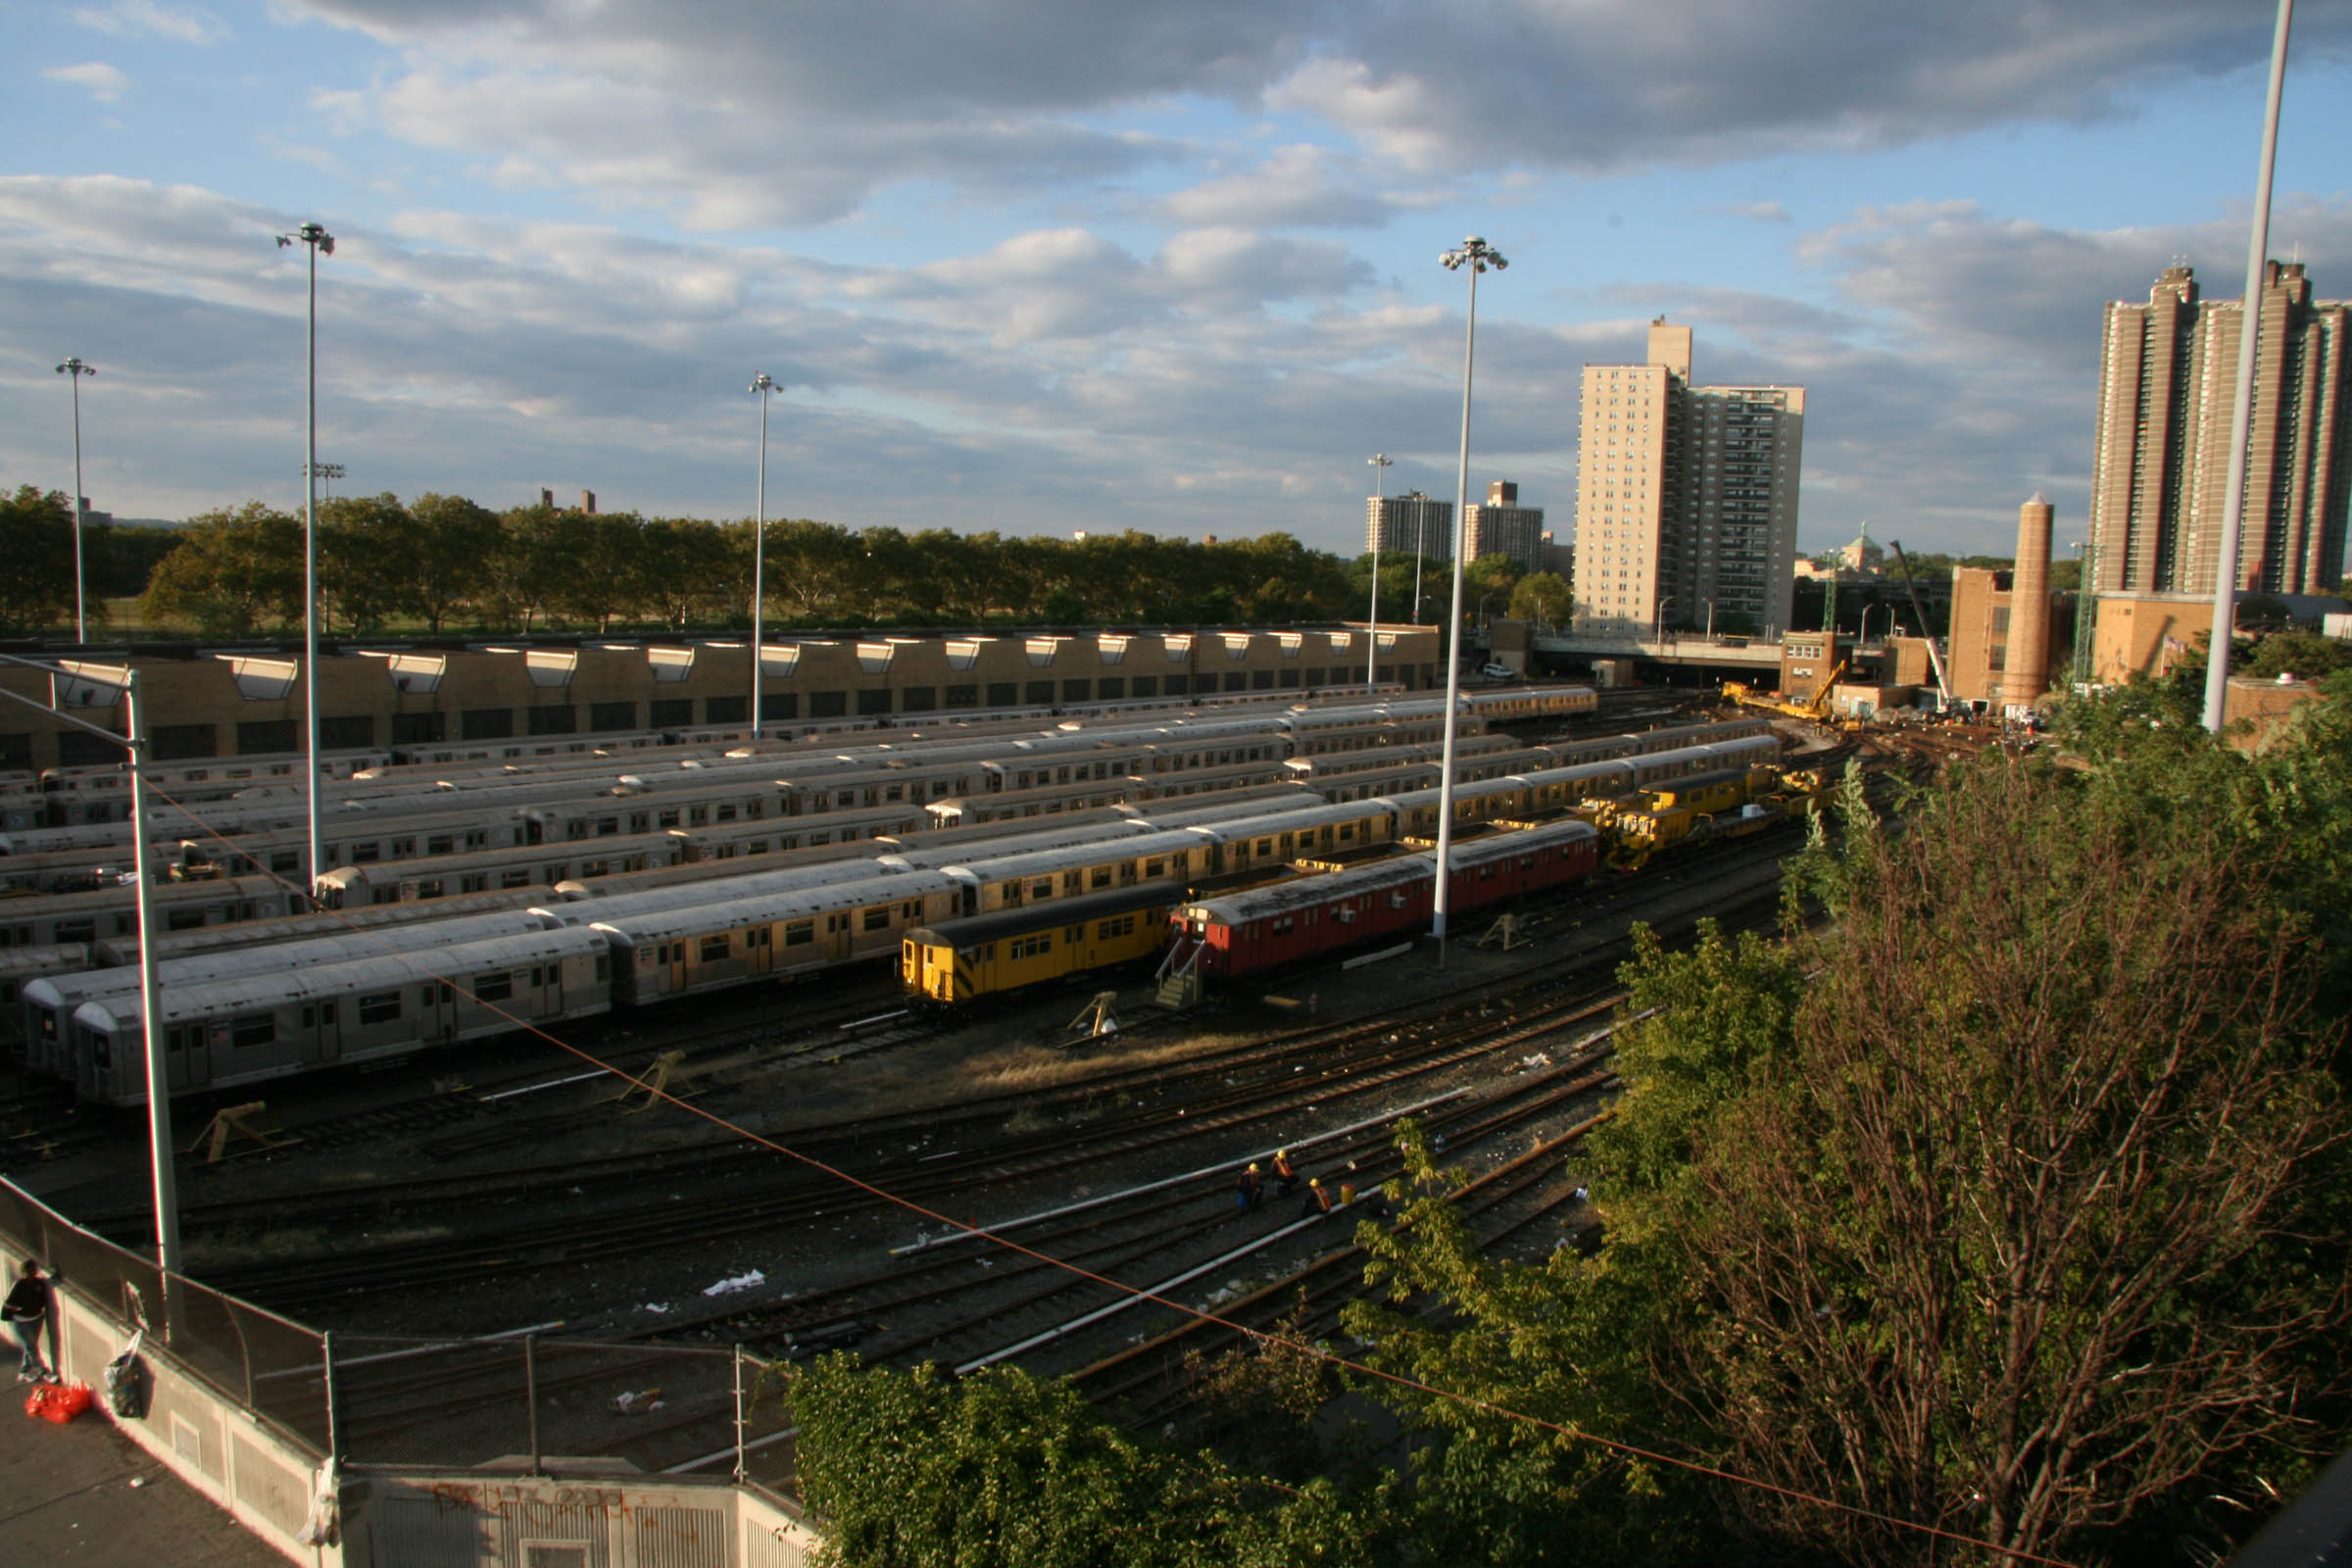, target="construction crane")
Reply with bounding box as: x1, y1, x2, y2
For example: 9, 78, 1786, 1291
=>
1886, 540, 1954, 710
1720, 658, 1846, 722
